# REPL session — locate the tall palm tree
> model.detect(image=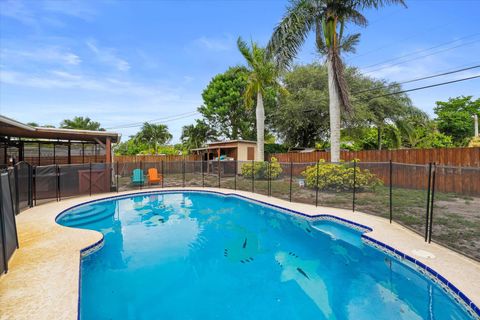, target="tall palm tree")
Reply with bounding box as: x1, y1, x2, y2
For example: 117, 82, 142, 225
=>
268, 0, 405, 162
135, 123, 172, 155
237, 37, 281, 161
